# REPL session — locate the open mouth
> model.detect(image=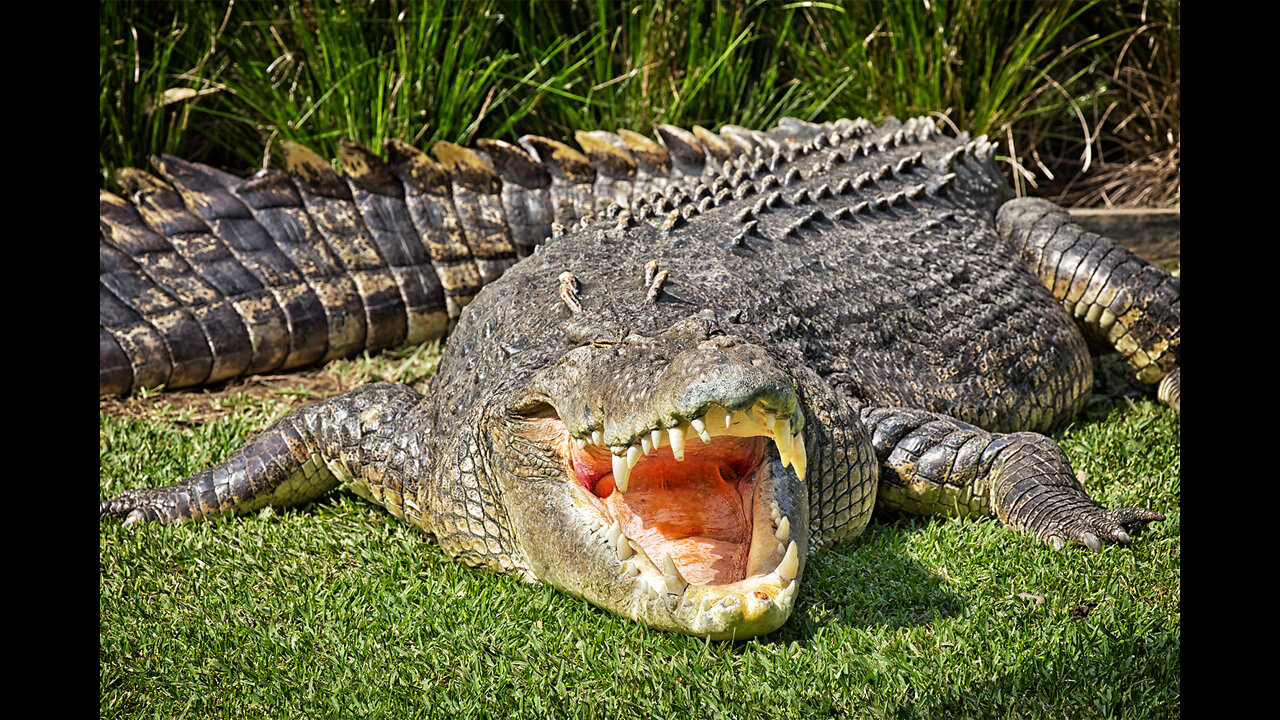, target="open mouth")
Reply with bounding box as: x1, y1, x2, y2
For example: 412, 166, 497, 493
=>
542, 401, 808, 635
